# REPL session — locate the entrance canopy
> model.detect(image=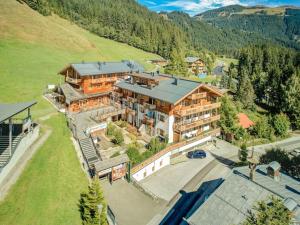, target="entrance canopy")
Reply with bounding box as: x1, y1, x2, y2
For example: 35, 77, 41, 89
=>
0, 101, 37, 123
